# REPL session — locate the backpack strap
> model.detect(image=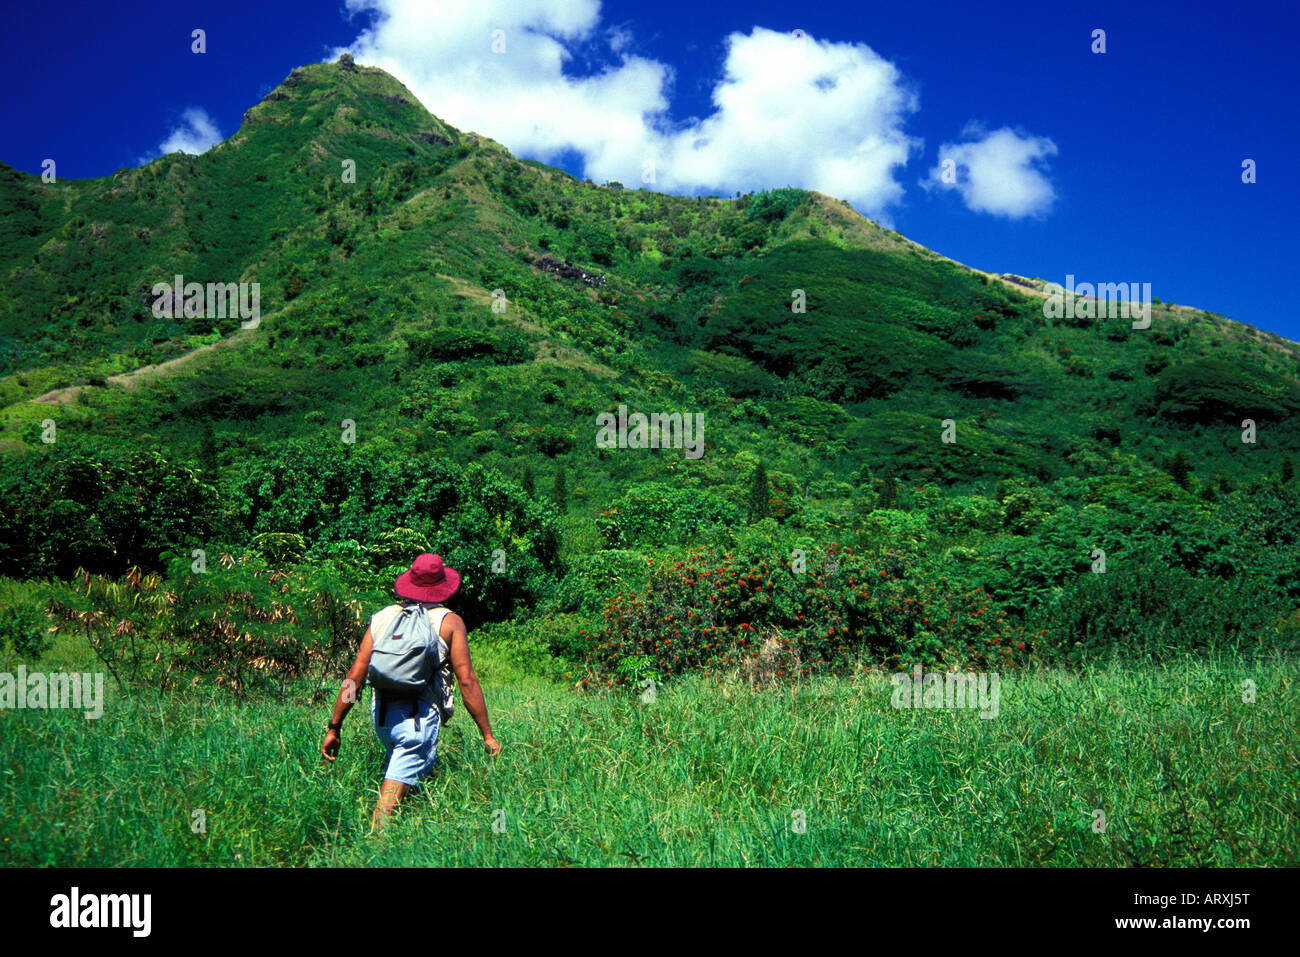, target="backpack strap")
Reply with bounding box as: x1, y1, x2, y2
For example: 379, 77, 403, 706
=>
424, 605, 452, 664
412, 604, 449, 730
